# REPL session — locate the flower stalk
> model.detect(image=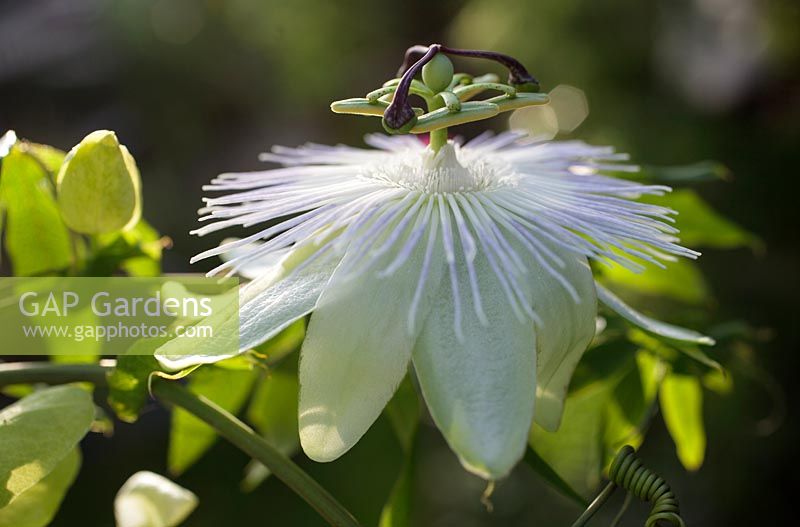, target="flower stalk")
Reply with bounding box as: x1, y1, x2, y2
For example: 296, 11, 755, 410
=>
426, 94, 448, 153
